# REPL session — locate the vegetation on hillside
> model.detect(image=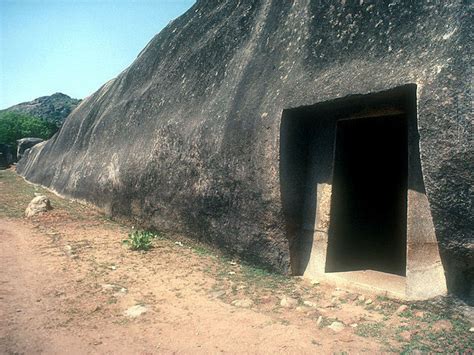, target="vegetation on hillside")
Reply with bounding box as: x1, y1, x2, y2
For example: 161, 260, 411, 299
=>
2, 92, 81, 127
0, 111, 58, 149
